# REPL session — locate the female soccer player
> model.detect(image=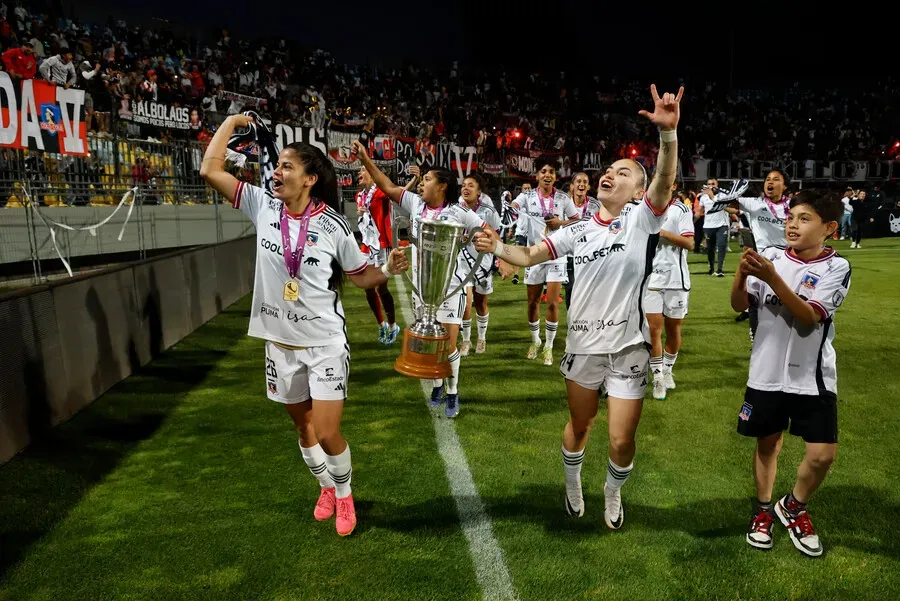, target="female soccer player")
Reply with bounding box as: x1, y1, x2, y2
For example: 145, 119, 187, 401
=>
507, 159, 579, 366
458, 173, 501, 355
200, 114, 409, 537
564, 172, 600, 309
356, 167, 400, 345
476, 84, 683, 529
645, 191, 695, 400
354, 140, 489, 418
